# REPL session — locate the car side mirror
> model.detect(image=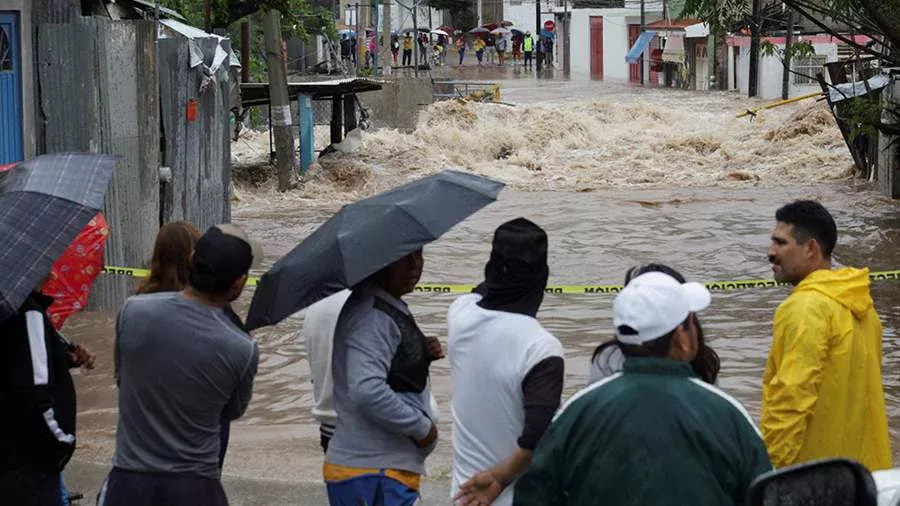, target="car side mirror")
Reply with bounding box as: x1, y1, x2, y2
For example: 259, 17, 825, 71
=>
747, 458, 877, 506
